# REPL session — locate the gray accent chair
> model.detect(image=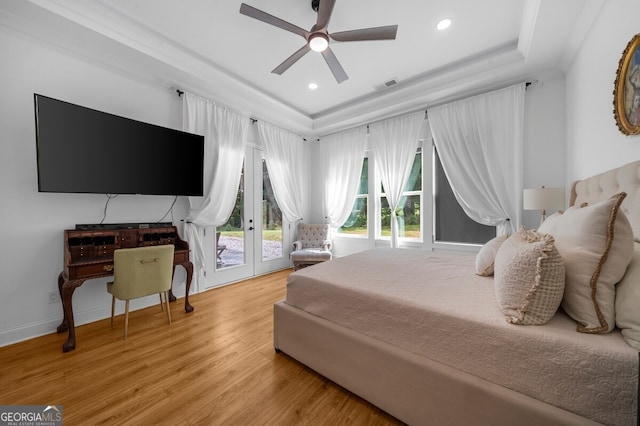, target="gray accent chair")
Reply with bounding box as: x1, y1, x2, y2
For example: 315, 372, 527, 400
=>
290, 223, 332, 271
